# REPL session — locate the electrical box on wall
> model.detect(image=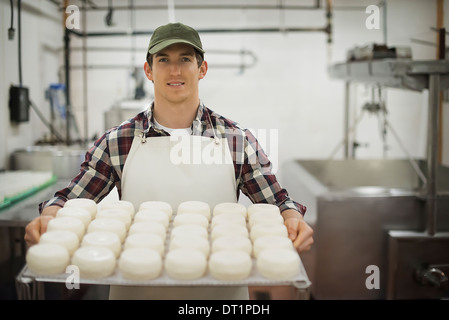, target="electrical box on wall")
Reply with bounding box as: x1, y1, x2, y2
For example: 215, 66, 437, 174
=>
9, 85, 29, 123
